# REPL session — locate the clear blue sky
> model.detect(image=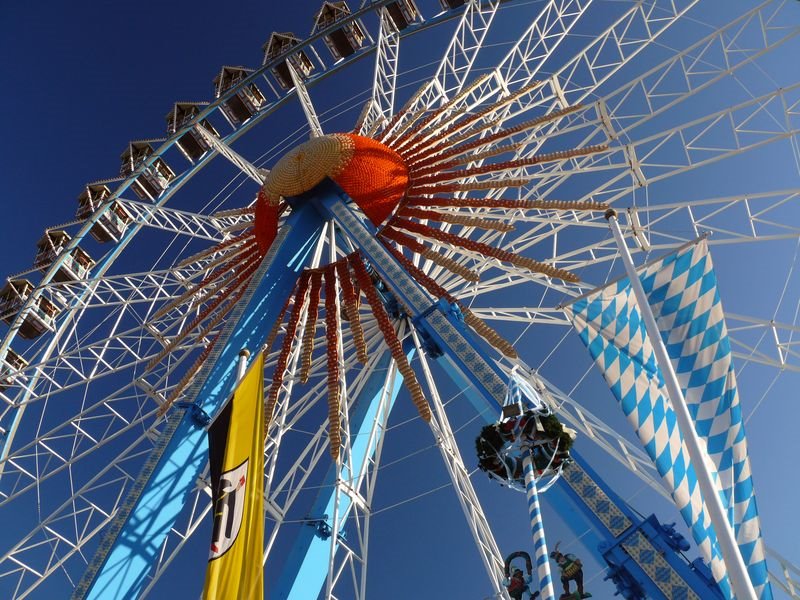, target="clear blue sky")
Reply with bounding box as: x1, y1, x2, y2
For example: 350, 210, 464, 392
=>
1, 1, 798, 599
